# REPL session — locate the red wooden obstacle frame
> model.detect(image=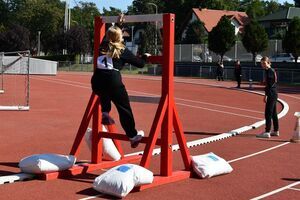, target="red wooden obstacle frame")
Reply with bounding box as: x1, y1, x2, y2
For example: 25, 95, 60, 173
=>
39, 13, 192, 189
